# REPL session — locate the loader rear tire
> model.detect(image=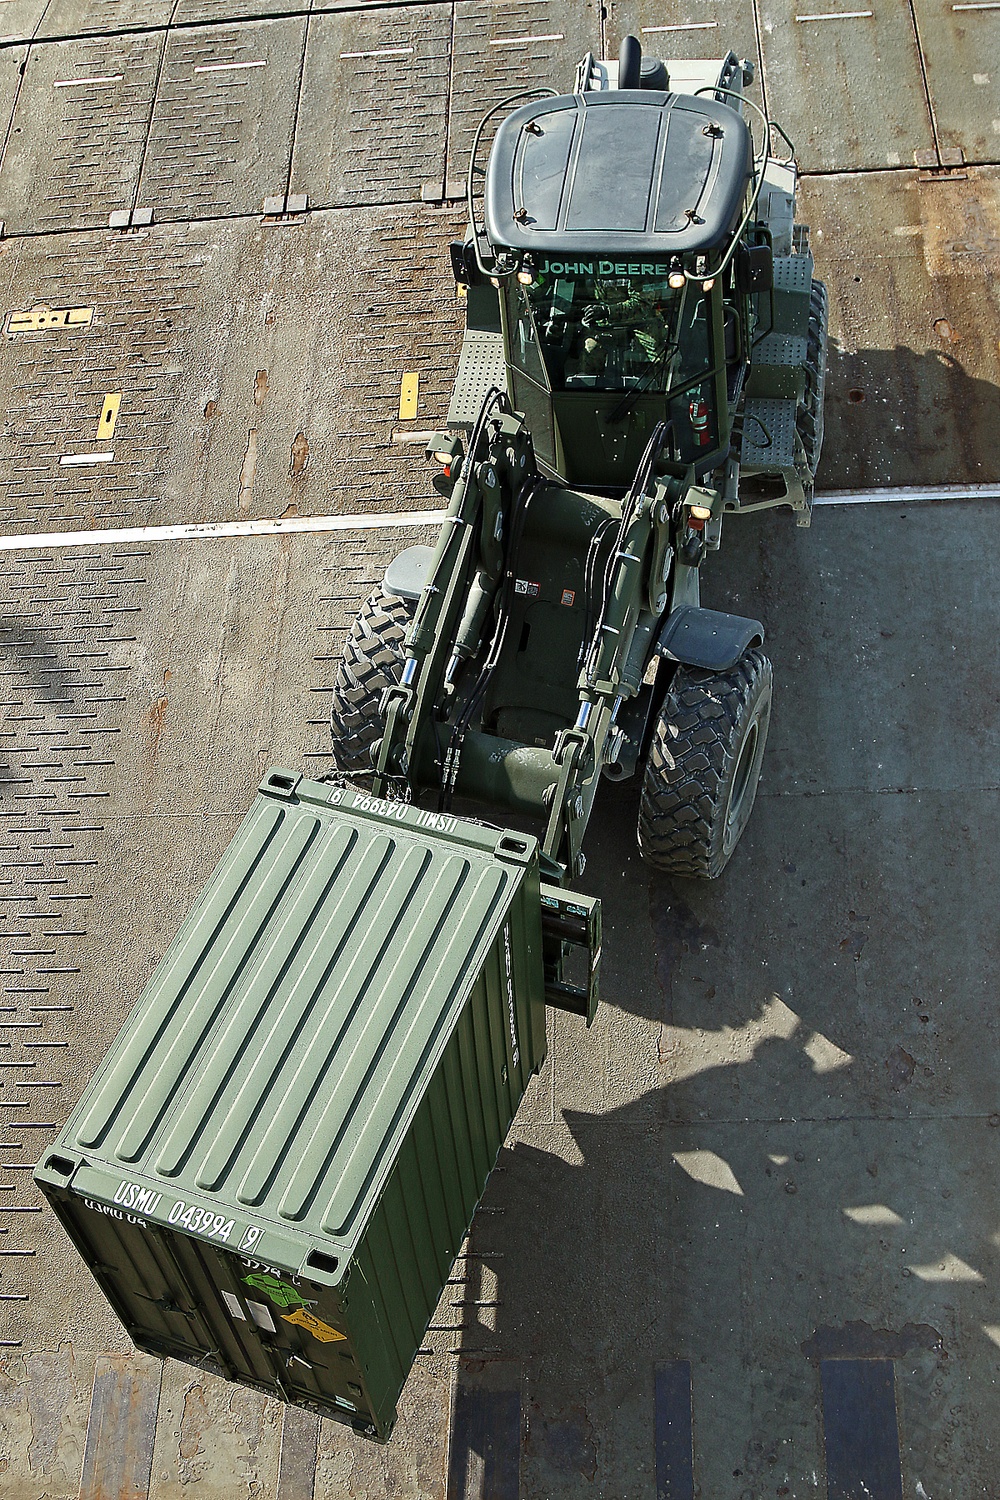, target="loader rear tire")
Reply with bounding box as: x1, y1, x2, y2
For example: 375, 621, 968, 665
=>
329, 585, 410, 775
797, 278, 828, 480
637, 648, 772, 879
